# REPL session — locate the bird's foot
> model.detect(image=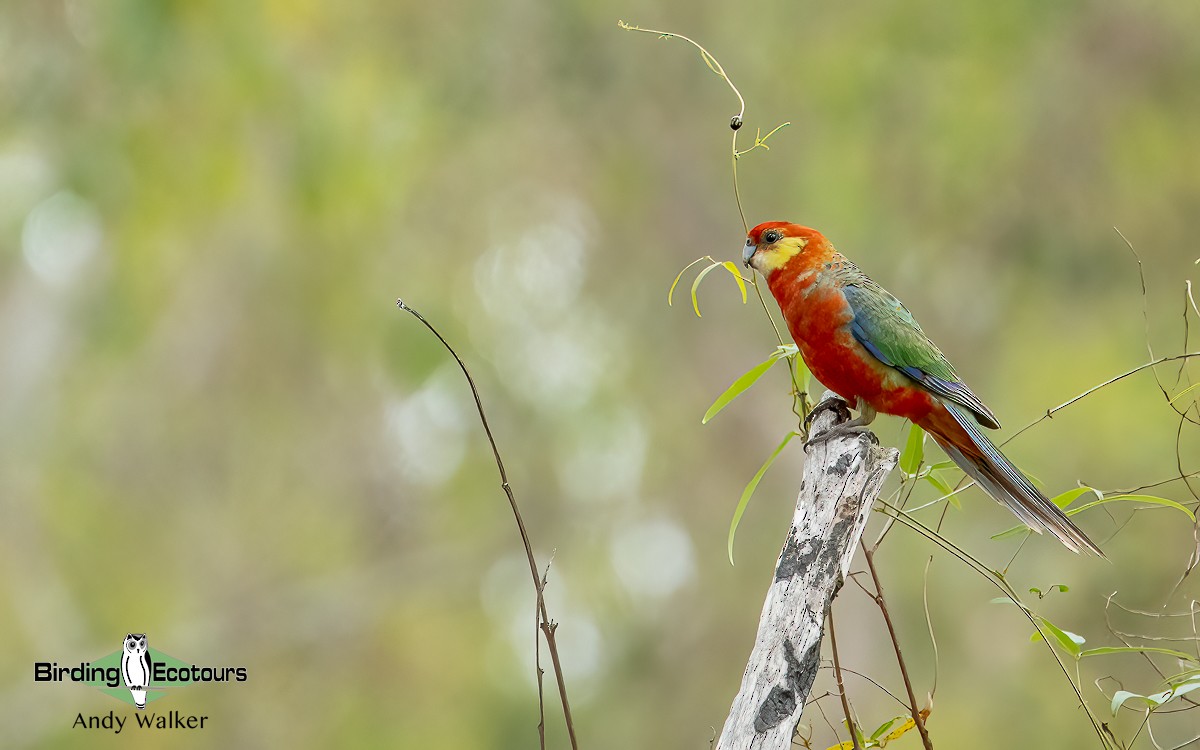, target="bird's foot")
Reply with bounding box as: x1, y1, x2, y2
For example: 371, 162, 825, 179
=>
803, 398, 852, 432
804, 422, 877, 452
